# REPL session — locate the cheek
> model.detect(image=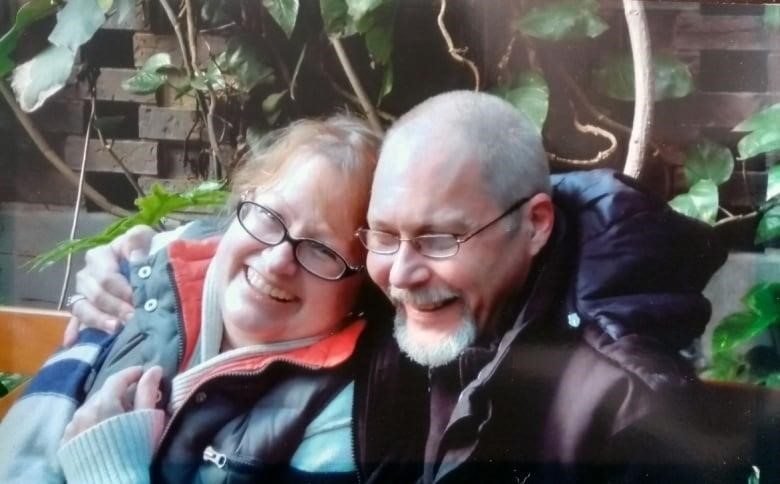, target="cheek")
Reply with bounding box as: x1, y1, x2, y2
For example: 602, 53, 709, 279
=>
366, 253, 390, 288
